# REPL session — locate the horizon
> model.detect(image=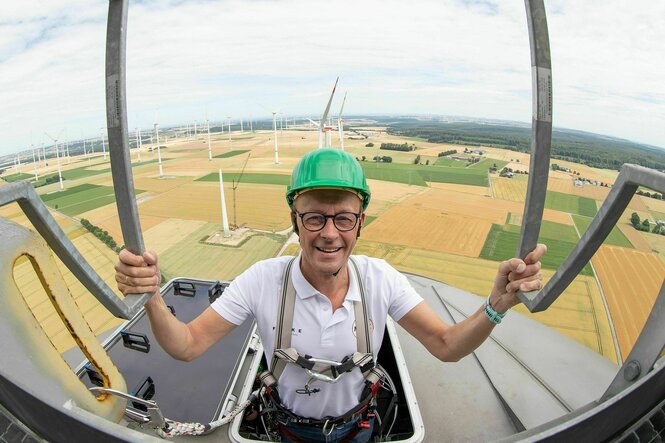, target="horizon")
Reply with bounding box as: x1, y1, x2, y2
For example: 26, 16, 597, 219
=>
1, 1, 664, 157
